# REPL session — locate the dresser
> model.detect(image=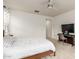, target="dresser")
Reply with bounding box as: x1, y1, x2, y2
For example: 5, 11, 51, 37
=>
64, 35, 75, 46
58, 33, 75, 46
